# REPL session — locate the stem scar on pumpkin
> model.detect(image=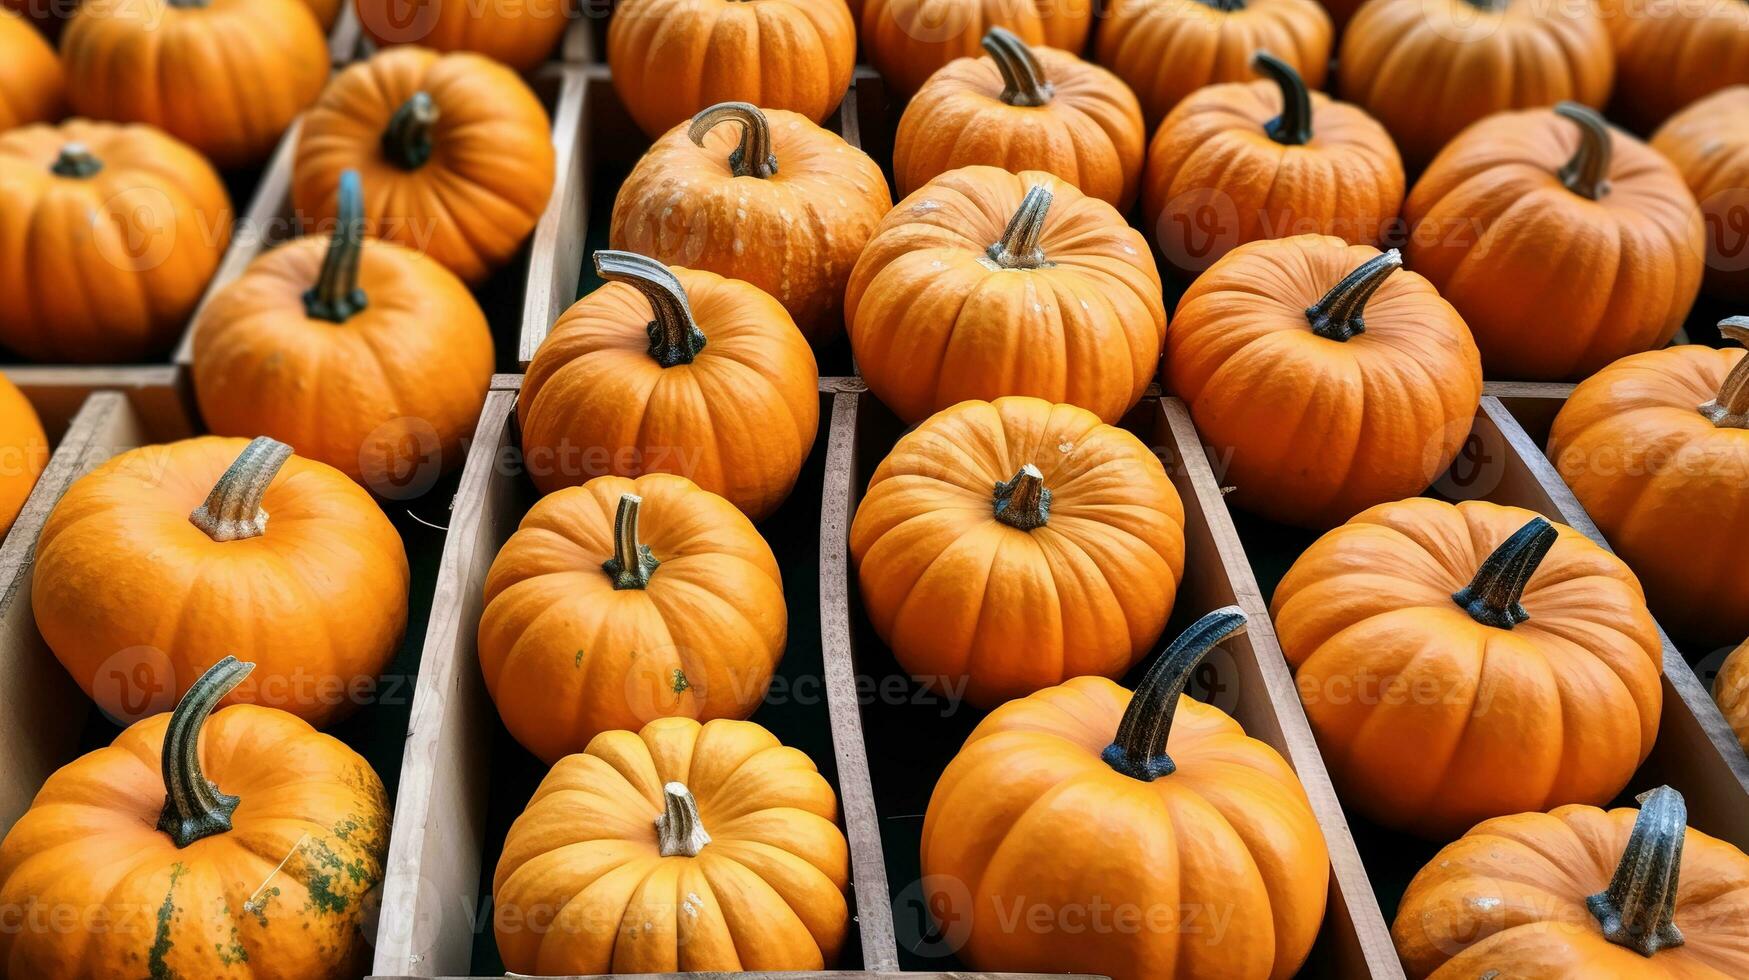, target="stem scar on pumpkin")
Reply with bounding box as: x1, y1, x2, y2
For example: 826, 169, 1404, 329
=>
1556, 102, 1613, 201
603, 493, 661, 589
594, 250, 708, 366
51, 141, 103, 178
189, 437, 293, 542
986, 185, 1055, 270
657, 782, 711, 857
983, 27, 1053, 108
688, 102, 778, 178
1452, 517, 1558, 629
1252, 51, 1312, 146
994, 463, 1051, 529
383, 91, 439, 170
1103, 607, 1248, 780
1586, 785, 1688, 956
303, 168, 369, 323
1305, 248, 1401, 341
157, 657, 255, 848
1701, 317, 1749, 427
